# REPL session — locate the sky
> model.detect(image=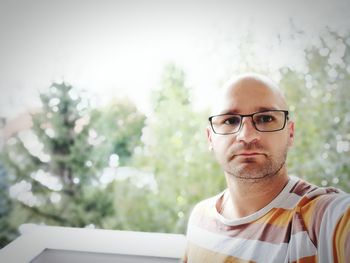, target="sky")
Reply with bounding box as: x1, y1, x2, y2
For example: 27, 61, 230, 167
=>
1, 0, 350, 119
